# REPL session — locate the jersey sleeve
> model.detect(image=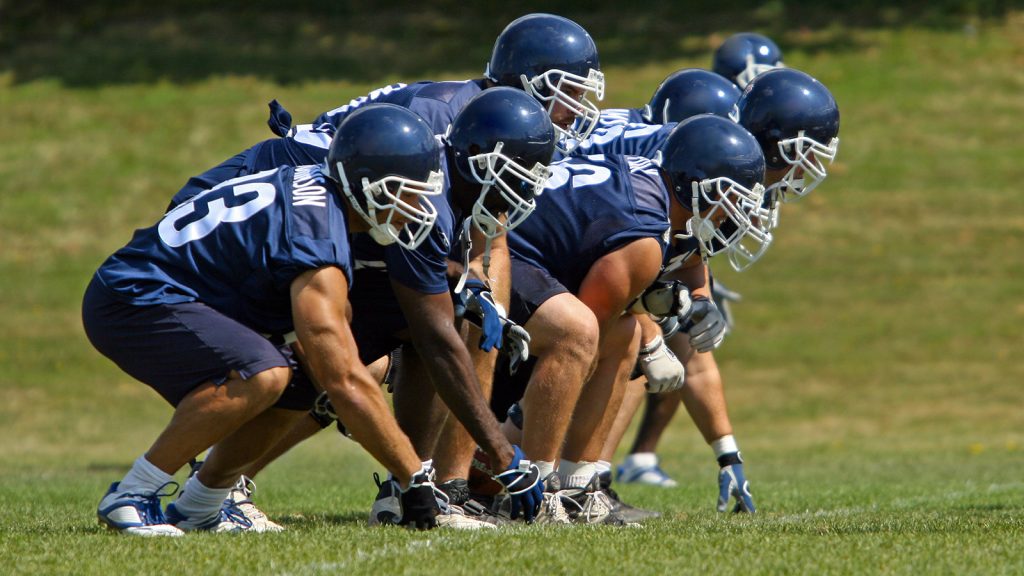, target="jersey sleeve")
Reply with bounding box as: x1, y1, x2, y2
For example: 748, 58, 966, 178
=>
271, 170, 354, 290
381, 203, 454, 294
